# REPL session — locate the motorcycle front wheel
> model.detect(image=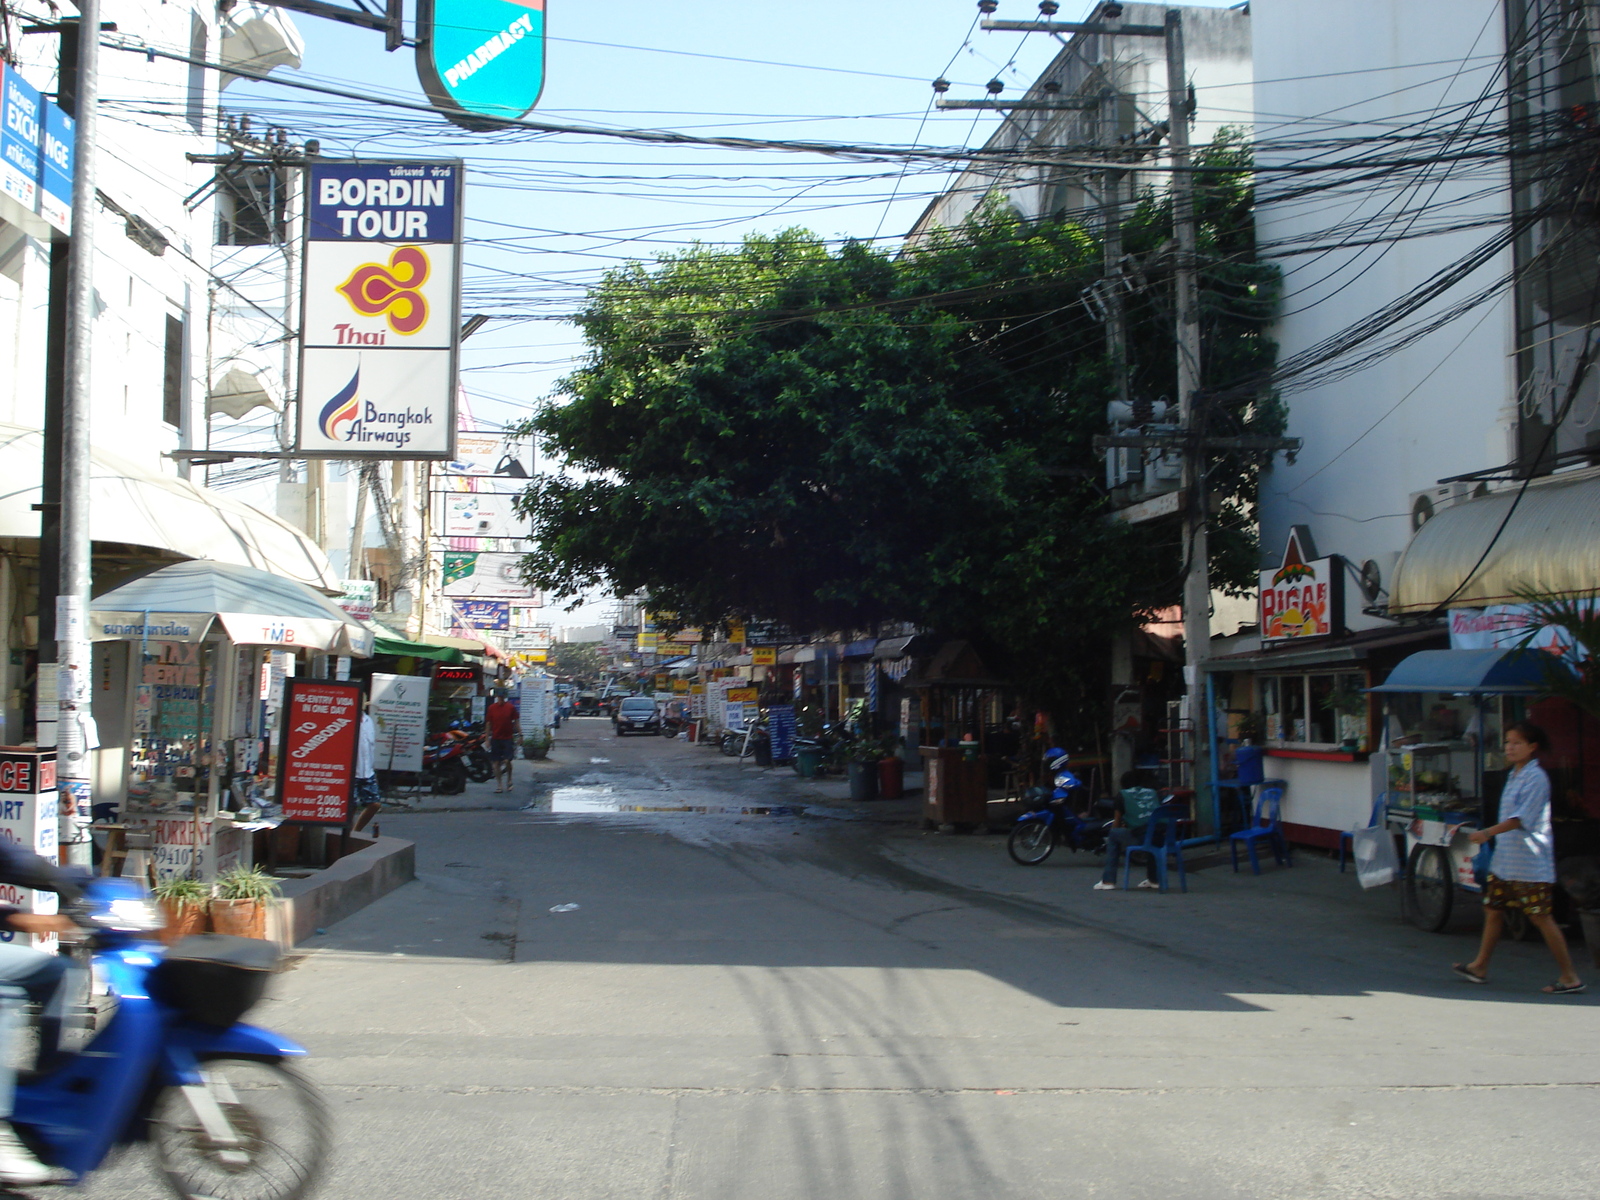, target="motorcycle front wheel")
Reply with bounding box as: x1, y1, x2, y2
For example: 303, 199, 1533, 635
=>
433, 759, 467, 795
1008, 820, 1055, 865
152, 1055, 329, 1200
